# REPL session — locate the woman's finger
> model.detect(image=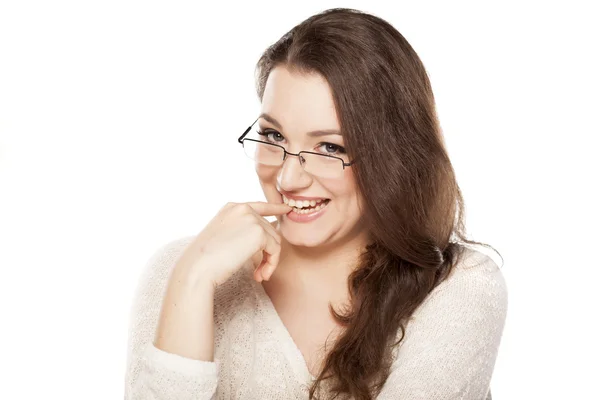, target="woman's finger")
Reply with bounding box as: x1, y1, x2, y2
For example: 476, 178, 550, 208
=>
246, 202, 292, 217
253, 233, 281, 282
